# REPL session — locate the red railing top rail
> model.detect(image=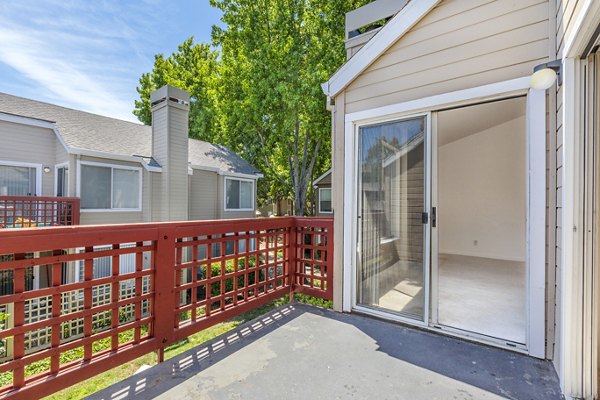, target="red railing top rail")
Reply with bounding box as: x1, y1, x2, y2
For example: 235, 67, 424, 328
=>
0, 216, 330, 250
0, 196, 81, 202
